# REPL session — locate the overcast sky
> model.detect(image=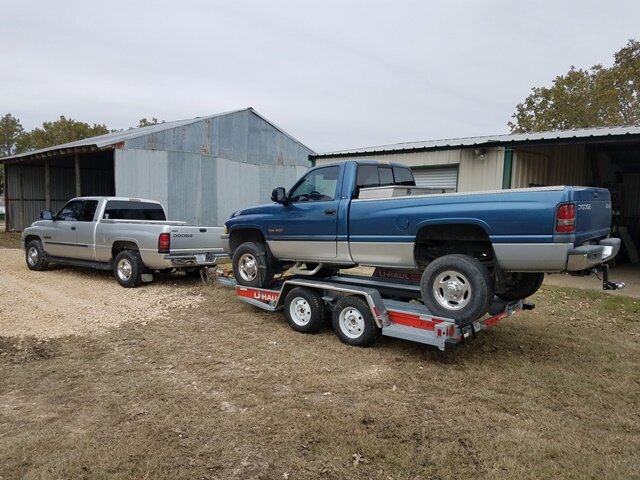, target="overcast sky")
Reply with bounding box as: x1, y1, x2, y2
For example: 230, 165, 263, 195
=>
2, 0, 639, 153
